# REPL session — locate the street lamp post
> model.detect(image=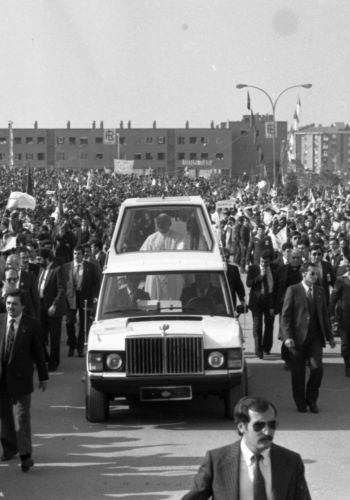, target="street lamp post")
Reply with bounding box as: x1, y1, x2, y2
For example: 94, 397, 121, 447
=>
236, 83, 312, 186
